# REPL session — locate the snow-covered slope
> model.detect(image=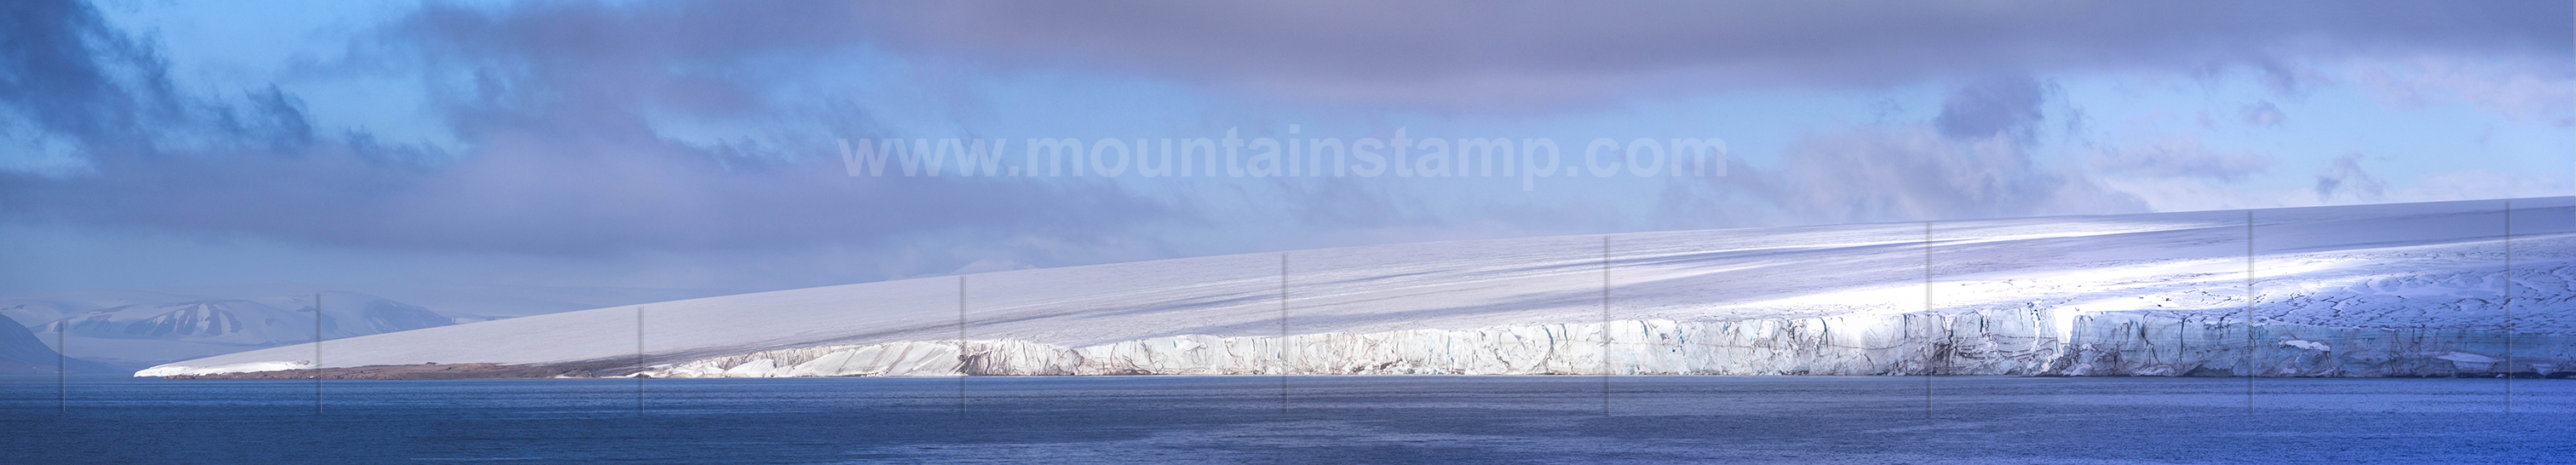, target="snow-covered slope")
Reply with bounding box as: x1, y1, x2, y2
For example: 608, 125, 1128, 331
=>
142, 198, 2576, 377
